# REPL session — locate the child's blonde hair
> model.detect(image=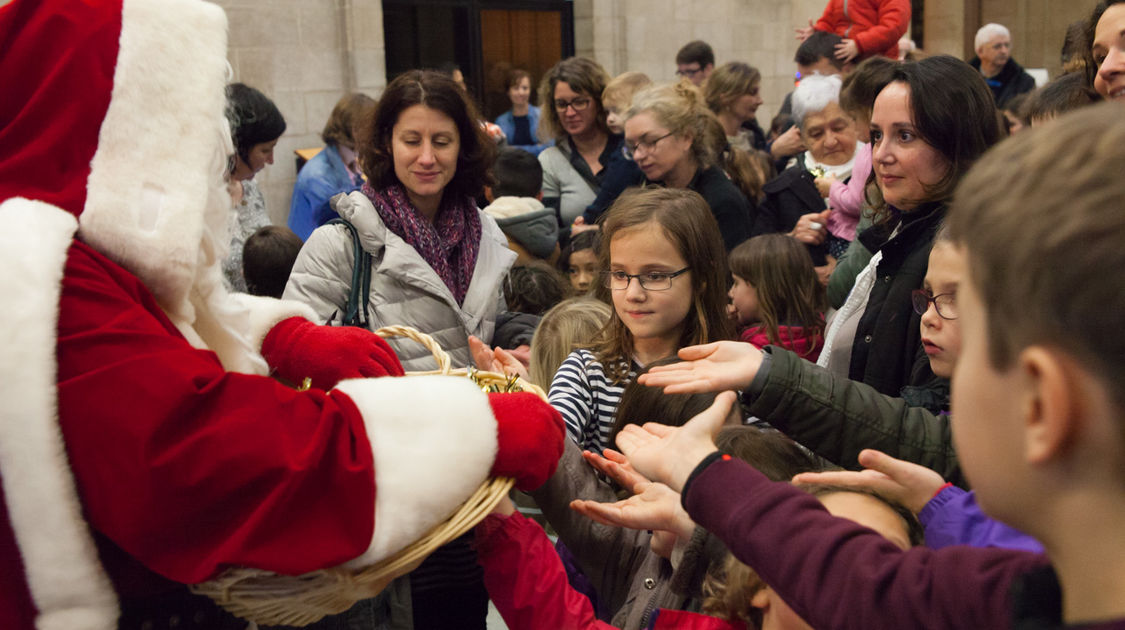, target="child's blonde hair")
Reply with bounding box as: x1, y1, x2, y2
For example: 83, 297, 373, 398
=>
728, 234, 826, 357
592, 187, 734, 382
602, 71, 652, 111
529, 297, 612, 389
